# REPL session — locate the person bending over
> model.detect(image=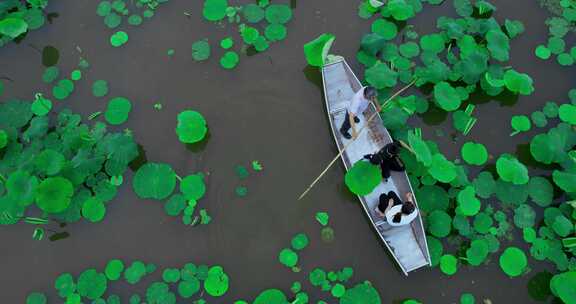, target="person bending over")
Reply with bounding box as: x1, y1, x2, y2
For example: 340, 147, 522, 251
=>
339, 86, 380, 140
363, 141, 405, 182
375, 191, 417, 226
